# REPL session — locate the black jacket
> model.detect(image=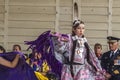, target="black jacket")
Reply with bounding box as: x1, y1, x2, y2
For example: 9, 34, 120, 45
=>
101, 49, 120, 80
